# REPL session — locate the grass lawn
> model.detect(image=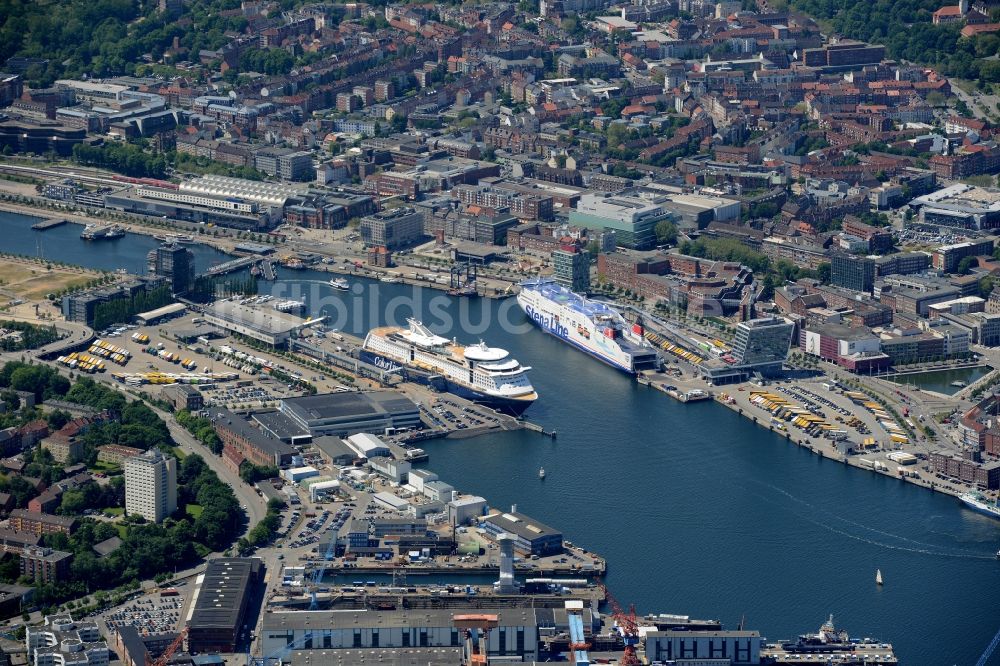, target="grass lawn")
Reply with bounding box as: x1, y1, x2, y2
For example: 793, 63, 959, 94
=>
103, 507, 124, 517
951, 78, 979, 95
185, 504, 203, 519
90, 461, 120, 474
169, 447, 187, 460
0, 263, 96, 300
115, 524, 128, 538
